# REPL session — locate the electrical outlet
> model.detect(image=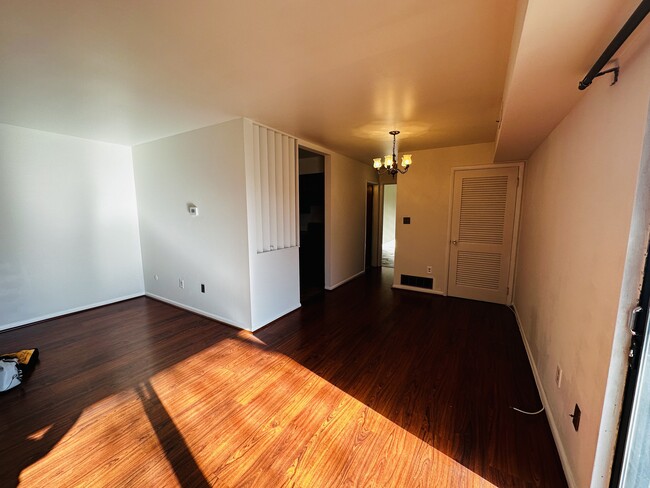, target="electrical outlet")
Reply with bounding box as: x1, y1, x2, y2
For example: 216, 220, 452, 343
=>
426, 266, 432, 274
154, 274, 159, 281
571, 403, 581, 431
555, 365, 563, 388
179, 279, 185, 289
